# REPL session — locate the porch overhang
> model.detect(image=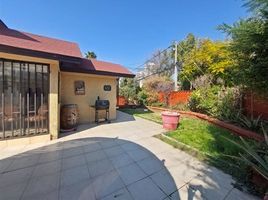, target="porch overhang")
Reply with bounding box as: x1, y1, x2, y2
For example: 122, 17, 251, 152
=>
60, 58, 135, 78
